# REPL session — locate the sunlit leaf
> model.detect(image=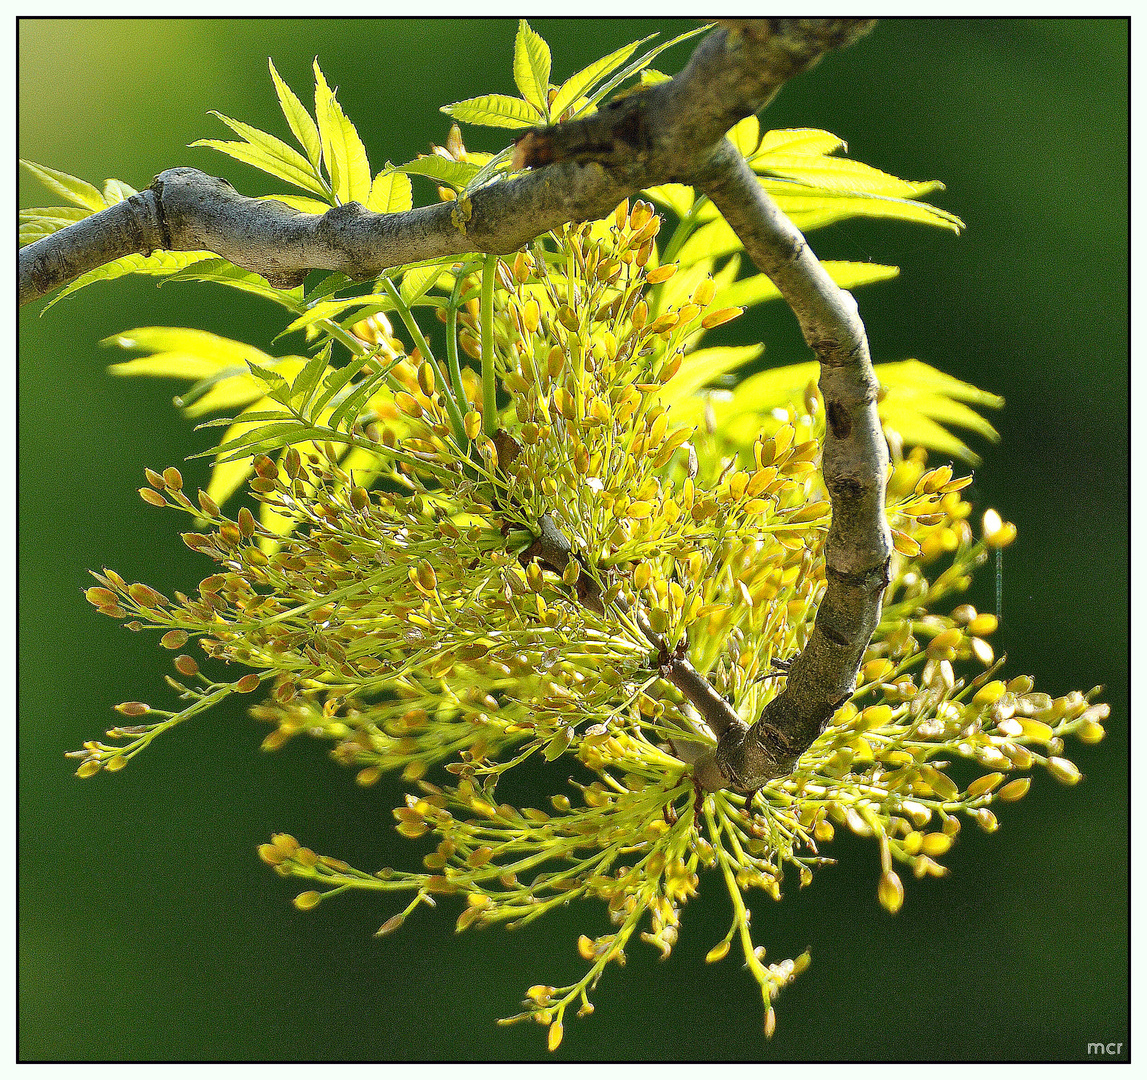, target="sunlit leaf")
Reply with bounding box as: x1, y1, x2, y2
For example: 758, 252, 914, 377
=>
643, 182, 696, 219
584, 25, 708, 113
550, 37, 648, 118
19, 205, 91, 243
367, 169, 413, 213
442, 94, 541, 130
714, 261, 900, 310
756, 156, 945, 201
257, 192, 333, 215
876, 359, 1005, 409
771, 189, 964, 233
159, 258, 306, 311
269, 57, 322, 170
102, 178, 138, 204
400, 262, 444, 306
728, 114, 762, 158
396, 155, 481, 191
689, 358, 1001, 463
41, 251, 218, 312
278, 294, 392, 337
194, 112, 329, 197
20, 159, 105, 211
313, 59, 372, 205
754, 127, 846, 157
658, 344, 763, 410
513, 19, 551, 116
